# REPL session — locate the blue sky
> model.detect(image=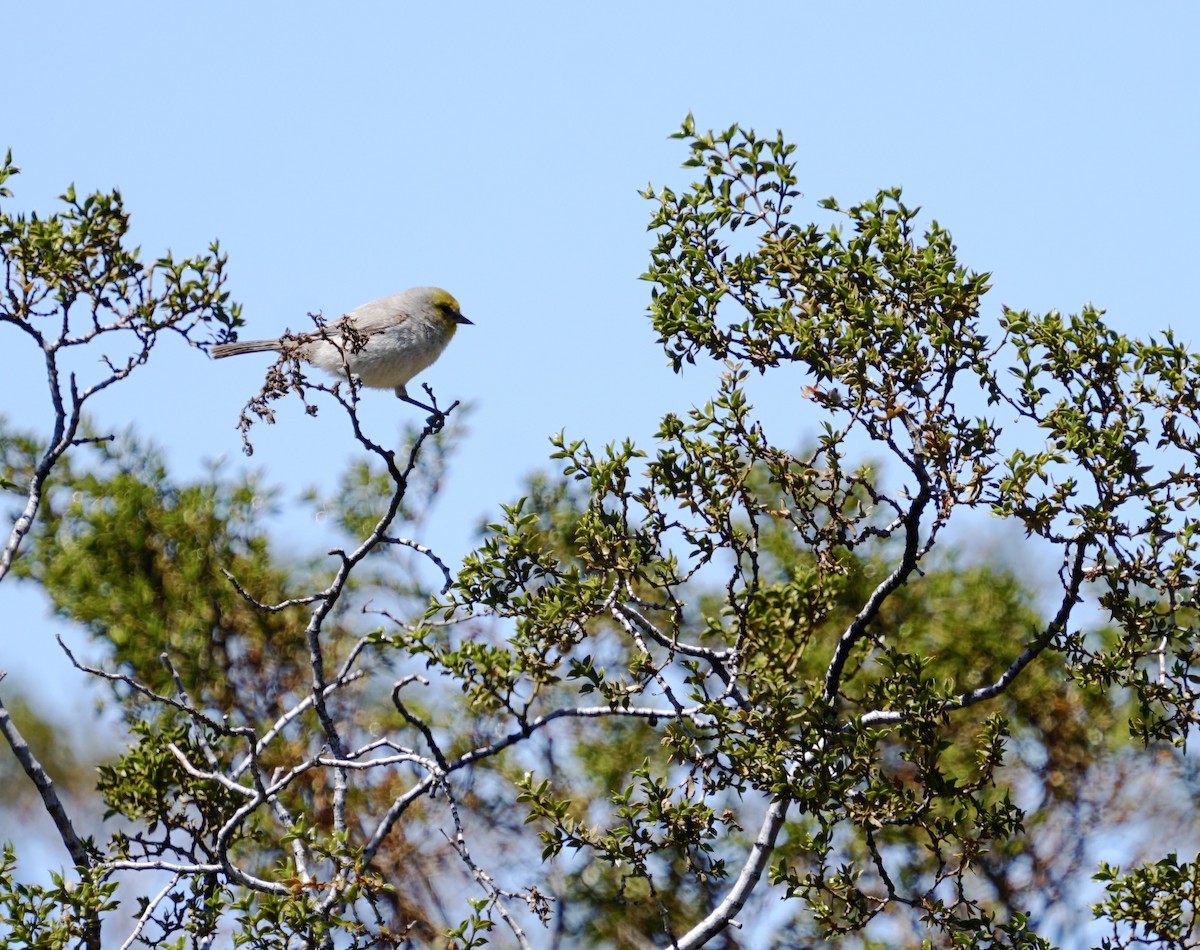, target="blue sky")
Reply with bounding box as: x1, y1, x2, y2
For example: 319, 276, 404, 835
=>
1, 0, 1197, 847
